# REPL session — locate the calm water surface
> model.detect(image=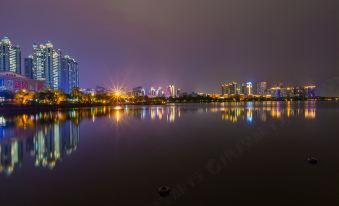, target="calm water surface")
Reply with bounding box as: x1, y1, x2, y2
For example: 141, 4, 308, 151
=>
0, 102, 339, 205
